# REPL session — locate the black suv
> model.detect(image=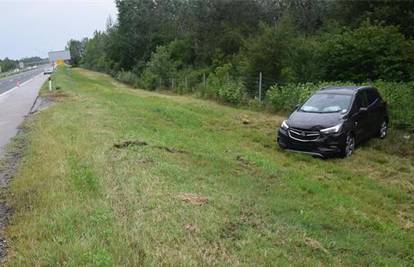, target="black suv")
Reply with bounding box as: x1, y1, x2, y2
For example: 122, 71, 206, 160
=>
277, 86, 388, 158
